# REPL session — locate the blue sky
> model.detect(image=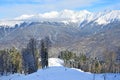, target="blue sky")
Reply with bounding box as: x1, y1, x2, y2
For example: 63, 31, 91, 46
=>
0, 0, 120, 19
